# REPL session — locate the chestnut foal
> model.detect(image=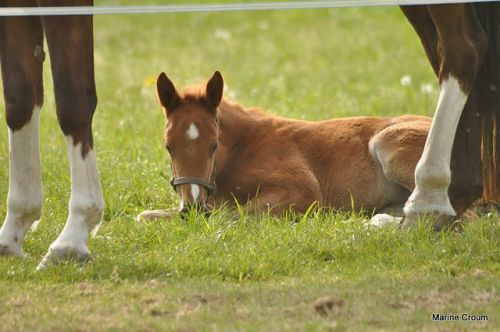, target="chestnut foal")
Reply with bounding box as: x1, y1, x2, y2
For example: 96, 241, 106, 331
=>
138, 72, 432, 222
